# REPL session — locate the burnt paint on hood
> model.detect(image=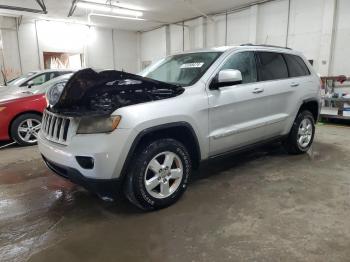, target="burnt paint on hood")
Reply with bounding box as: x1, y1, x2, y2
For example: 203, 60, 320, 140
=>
50, 68, 185, 116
